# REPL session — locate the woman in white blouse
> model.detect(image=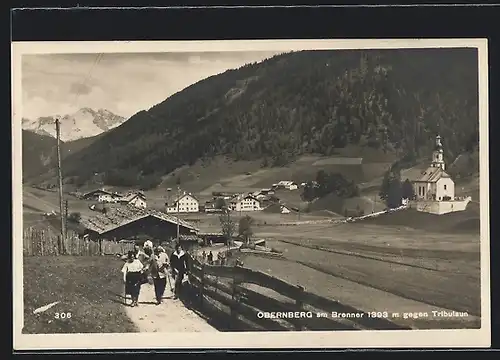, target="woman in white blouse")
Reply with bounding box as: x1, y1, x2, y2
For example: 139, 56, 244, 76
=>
122, 250, 144, 307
